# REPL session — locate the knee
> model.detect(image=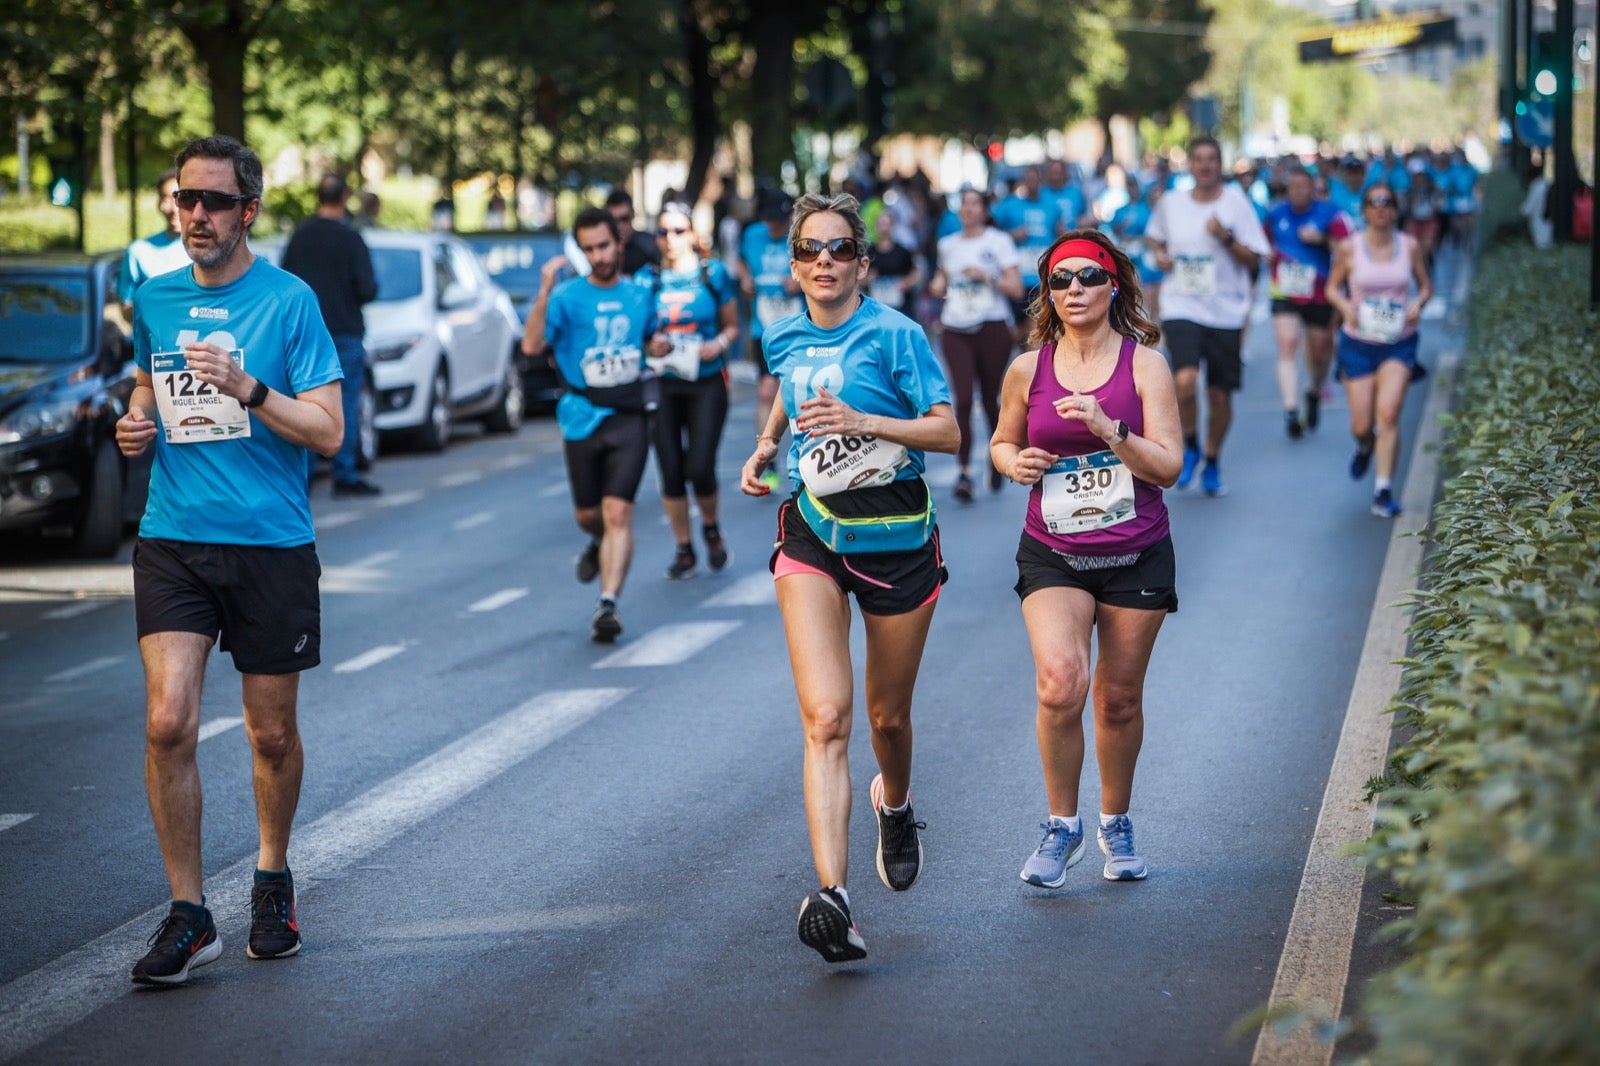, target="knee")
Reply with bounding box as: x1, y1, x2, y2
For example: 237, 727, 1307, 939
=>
145, 703, 197, 756
868, 699, 912, 743
802, 700, 851, 748
1036, 660, 1089, 722
1095, 682, 1144, 729
247, 718, 299, 763
600, 500, 632, 529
